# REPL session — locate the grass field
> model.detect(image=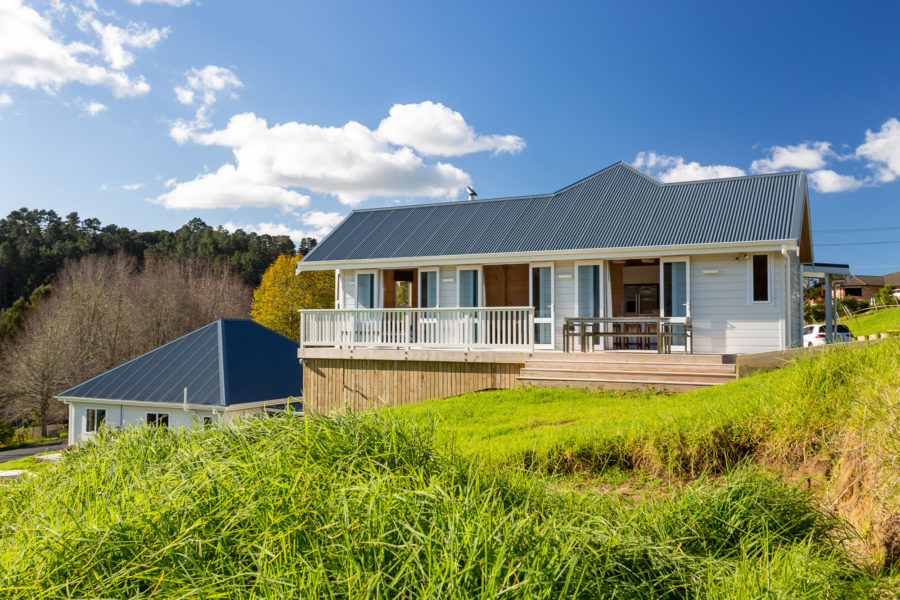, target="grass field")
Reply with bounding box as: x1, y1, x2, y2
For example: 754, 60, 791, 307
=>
841, 306, 900, 336
0, 412, 890, 598
0, 339, 899, 597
